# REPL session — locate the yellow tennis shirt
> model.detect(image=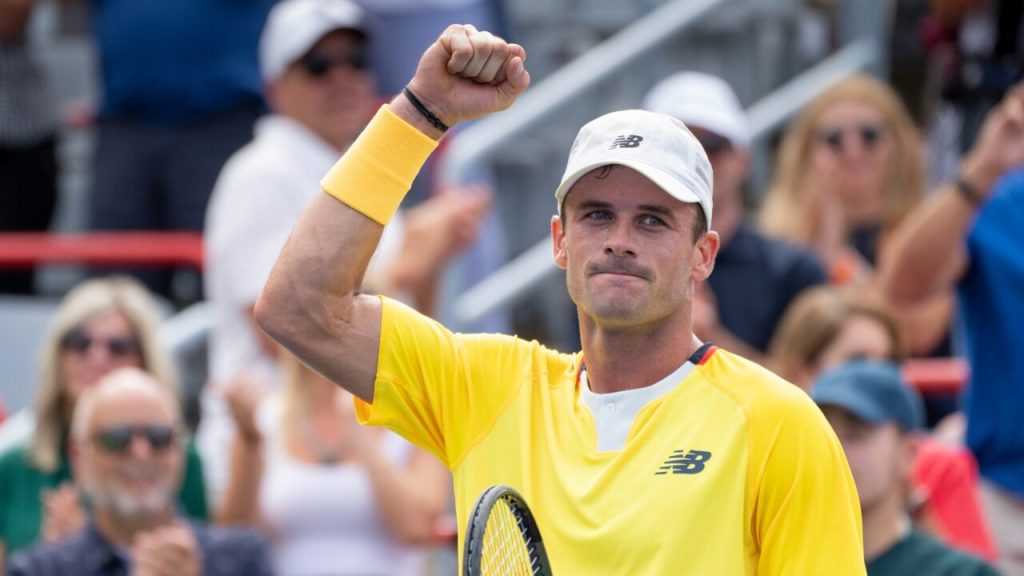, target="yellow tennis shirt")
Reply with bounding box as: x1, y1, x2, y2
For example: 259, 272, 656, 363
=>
356, 298, 865, 575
